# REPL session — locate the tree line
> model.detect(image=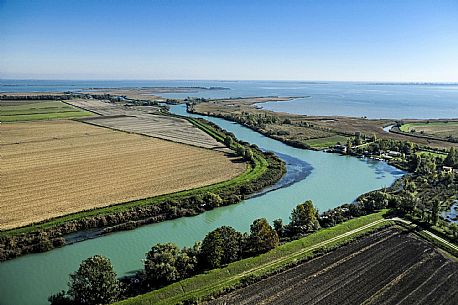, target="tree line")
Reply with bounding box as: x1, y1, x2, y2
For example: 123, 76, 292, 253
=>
52, 188, 417, 305
49, 200, 321, 305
